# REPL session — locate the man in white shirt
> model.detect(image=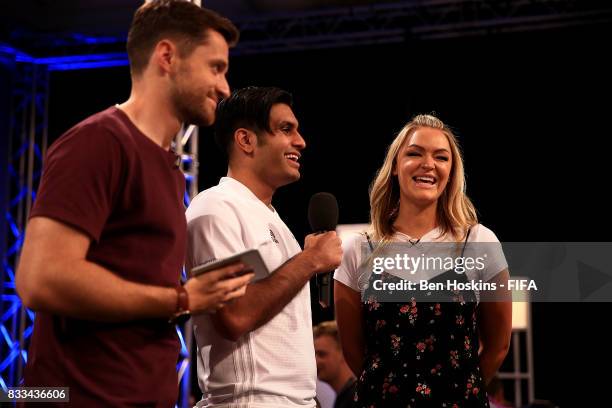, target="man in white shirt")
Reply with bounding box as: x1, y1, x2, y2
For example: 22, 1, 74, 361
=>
186, 86, 343, 408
